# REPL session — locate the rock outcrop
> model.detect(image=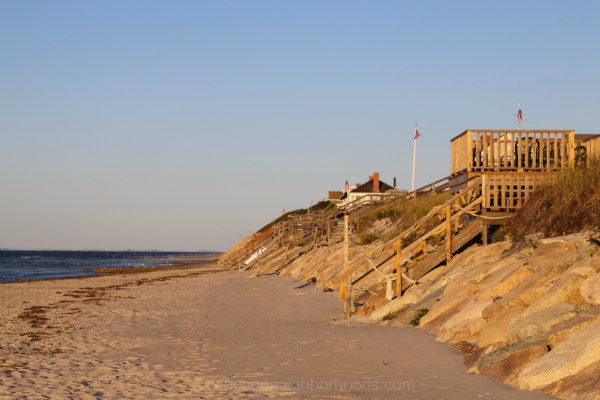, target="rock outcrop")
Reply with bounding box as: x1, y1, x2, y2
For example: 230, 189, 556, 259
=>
379, 232, 600, 400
